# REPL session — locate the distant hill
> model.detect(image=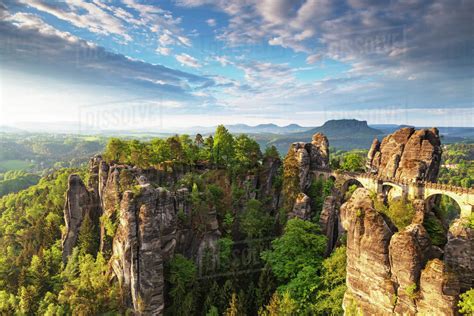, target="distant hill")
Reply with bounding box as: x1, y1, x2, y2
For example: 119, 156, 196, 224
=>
370, 124, 474, 143
0, 125, 27, 133
369, 124, 414, 134
181, 123, 311, 135
267, 119, 383, 152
